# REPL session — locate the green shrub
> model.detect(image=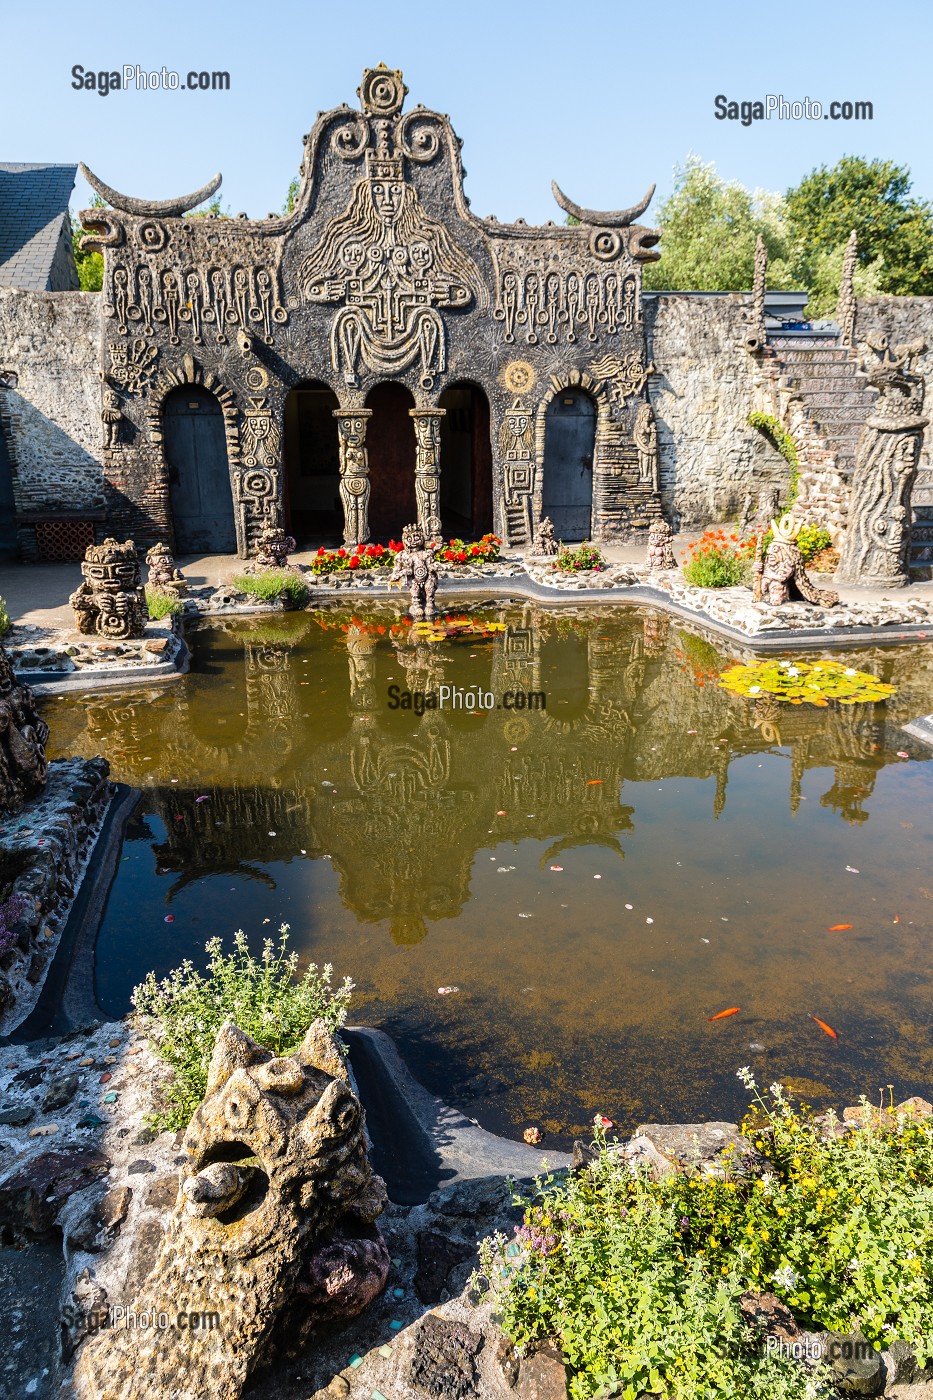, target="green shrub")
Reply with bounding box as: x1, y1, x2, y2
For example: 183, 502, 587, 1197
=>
682, 529, 755, 587
747, 413, 800, 508
550, 542, 605, 573
480, 1074, 933, 1398
795, 524, 832, 563
0, 595, 10, 636
132, 926, 354, 1129
145, 586, 184, 620
231, 570, 310, 607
